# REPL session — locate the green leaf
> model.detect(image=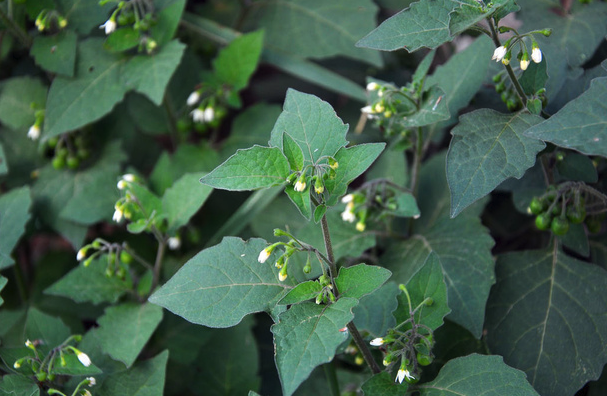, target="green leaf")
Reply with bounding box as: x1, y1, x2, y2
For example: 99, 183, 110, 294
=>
0, 187, 32, 270
214, 30, 263, 91
417, 354, 539, 396
30, 30, 77, 77
559, 223, 589, 258
285, 184, 312, 220
313, 204, 326, 224
485, 248, 607, 396
382, 153, 495, 338
0, 375, 40, 396
94, 303, 163, 368
95, 350, 168, 396
150, 0, 187, 46
362, 371, 408, 395
426, 35, 493, 127
449, 0, 518, 36
335, 264, 391, 300
386, 191, 420, 218
149, 237, 295, 327
0, 77, 47, 130
411, 50, 436, 88
524, 77, 607, 157
104, 27, 141, 52
0, 276, 6, 306
353, 282, 399, 337
0, 143, 7, 176
324, 143, 386, 206
242, 0, 381, 67
367, 144, 408, 187
402, 86, 449, 128
272, 298, 357, 396
447, 109, 545, 217
283, 133, 305, 171
121, 39, 186, 105
24, 308, 70, 355
556, 152, 598, 183
356, 0, 455, 52
162, 172, 213, 234
270, 89, 349, 167
519, 58, 548, 96
200, 146, 290, 191
45, 257, 132, 304
279, 281, 322, 305
57, 0, 113, 35
51, 353, 103, 376
395, 252, 450, 332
